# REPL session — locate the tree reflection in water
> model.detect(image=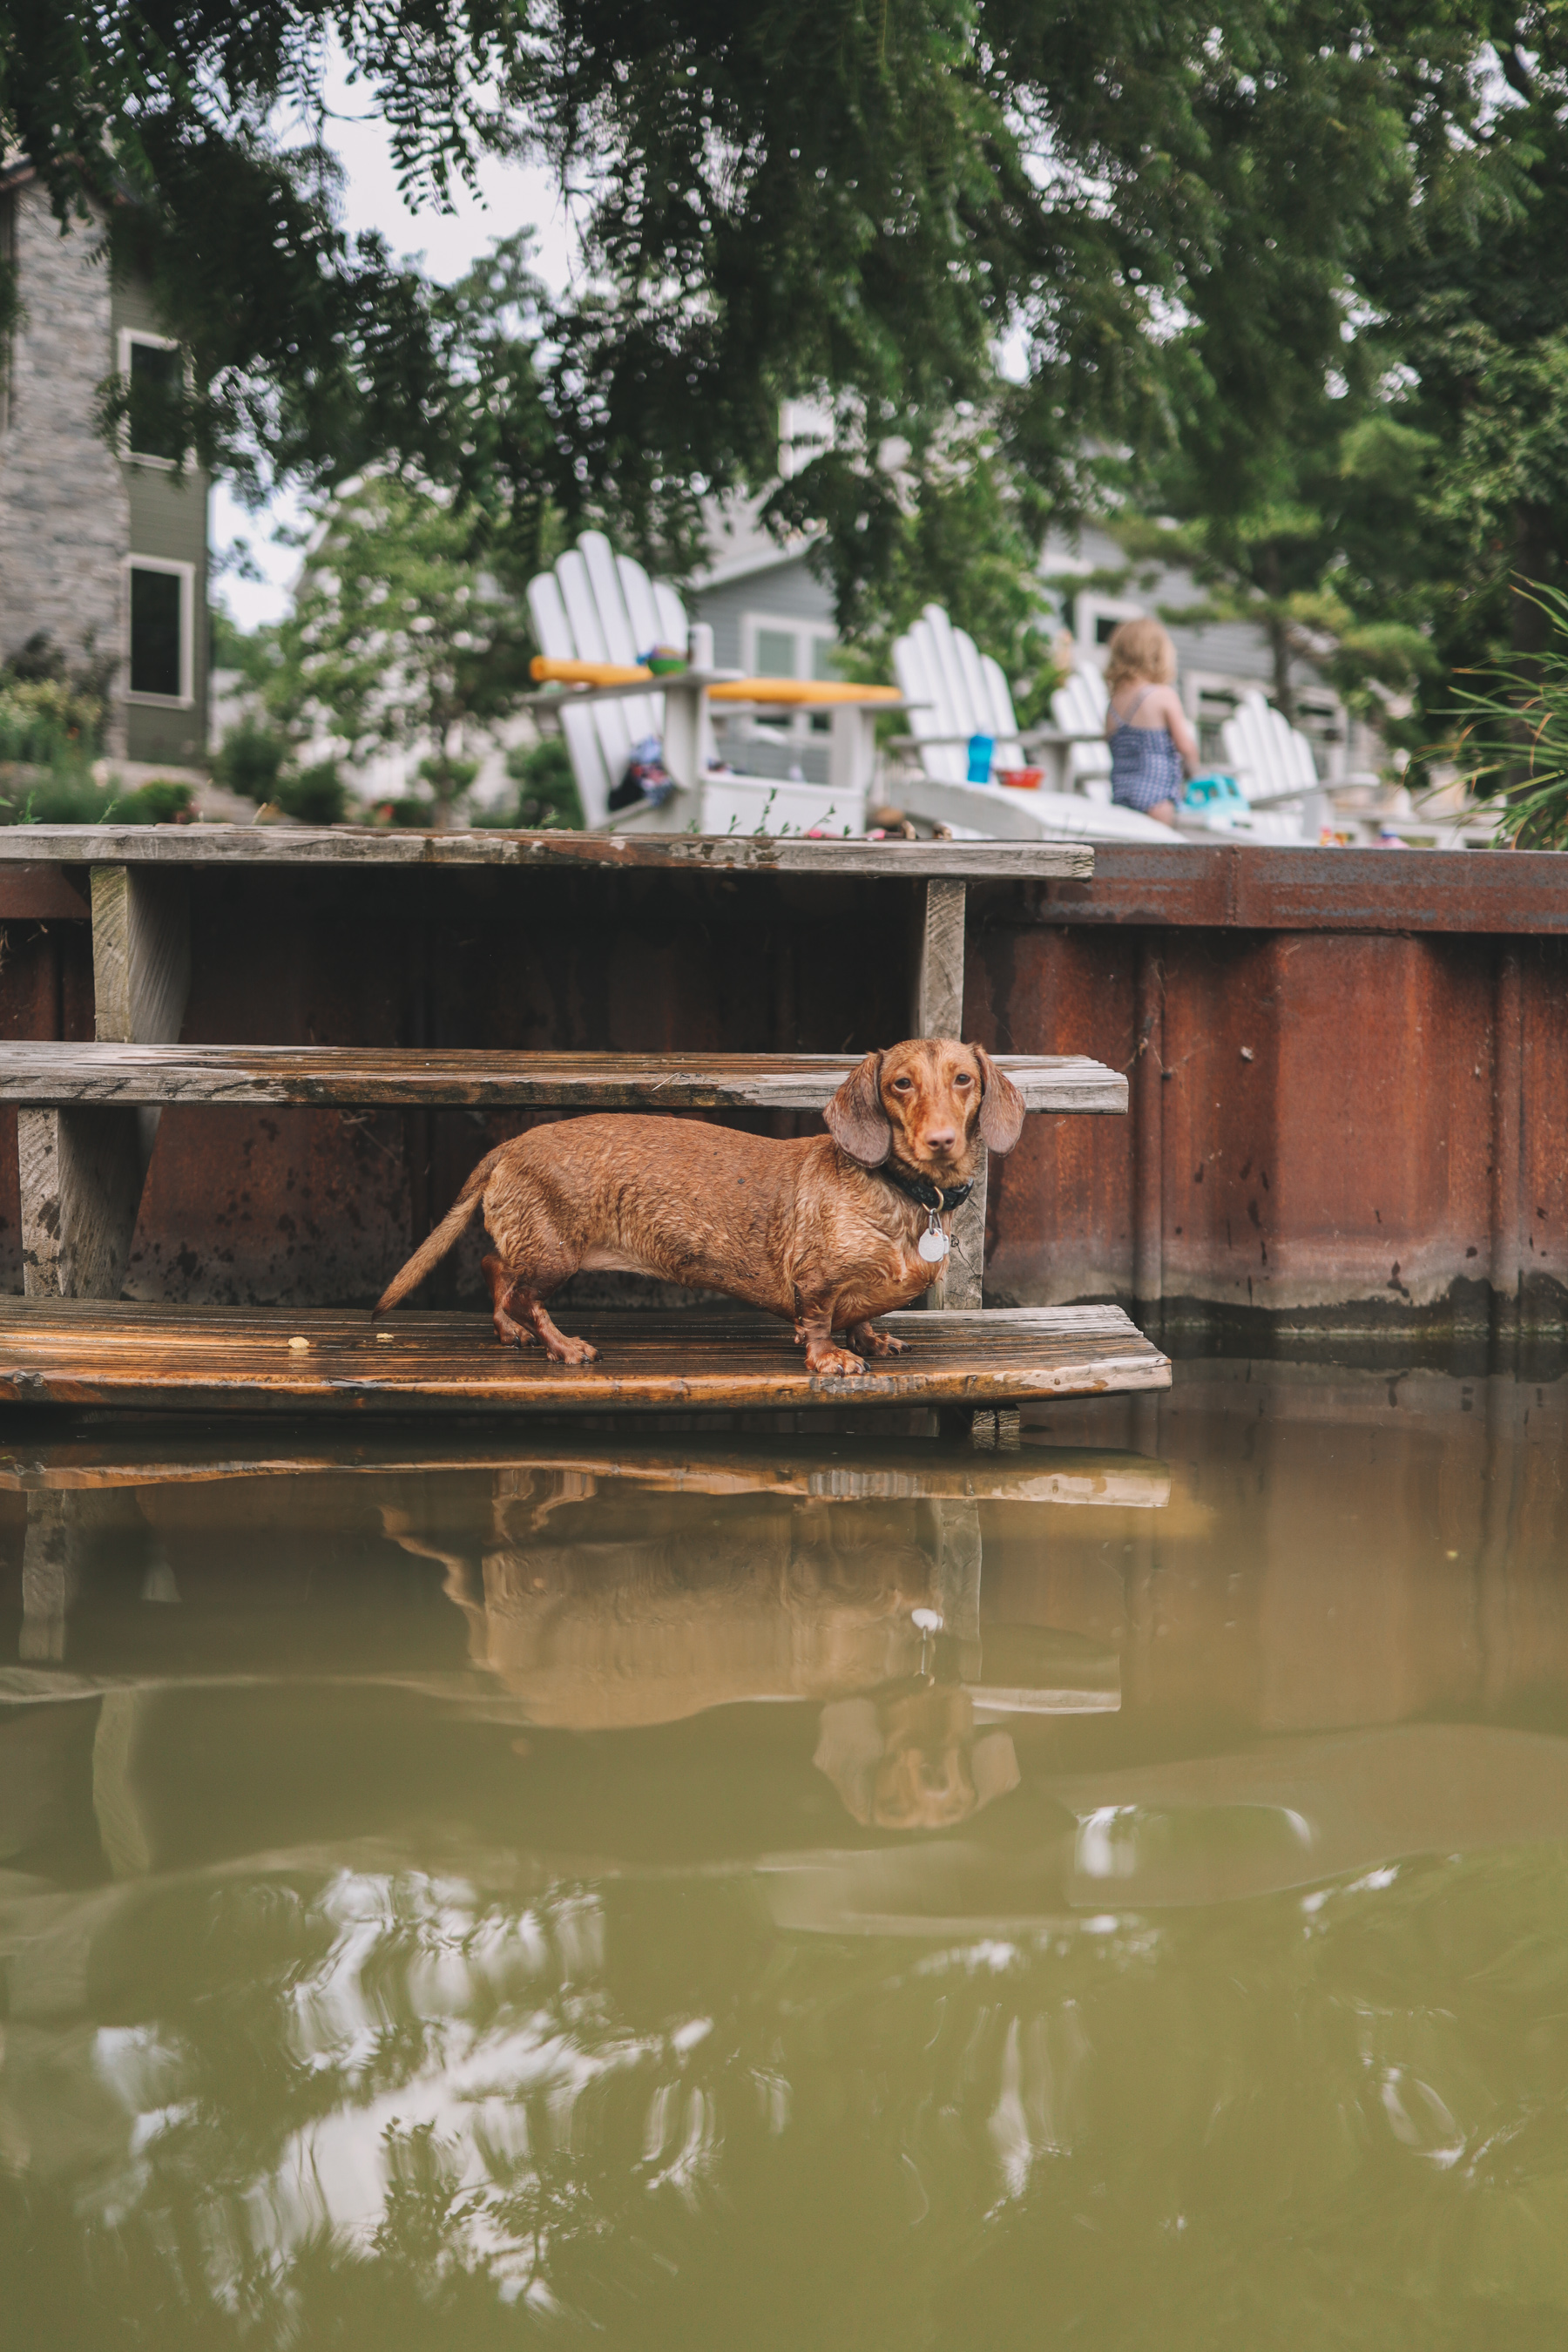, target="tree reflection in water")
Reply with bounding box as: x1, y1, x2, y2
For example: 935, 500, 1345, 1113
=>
9, 1834, 1568, 2345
